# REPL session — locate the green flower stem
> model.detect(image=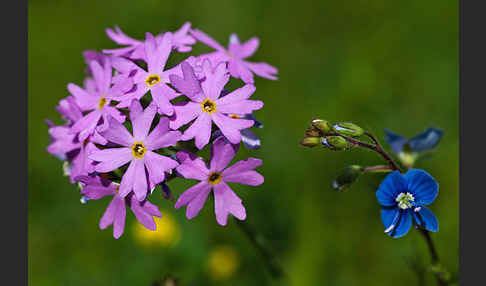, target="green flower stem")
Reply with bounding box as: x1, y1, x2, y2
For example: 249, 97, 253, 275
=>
419, 228, 450, 285
362, 165, 393, 173
234, 218, 285, 280
327, 132, 403, 172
